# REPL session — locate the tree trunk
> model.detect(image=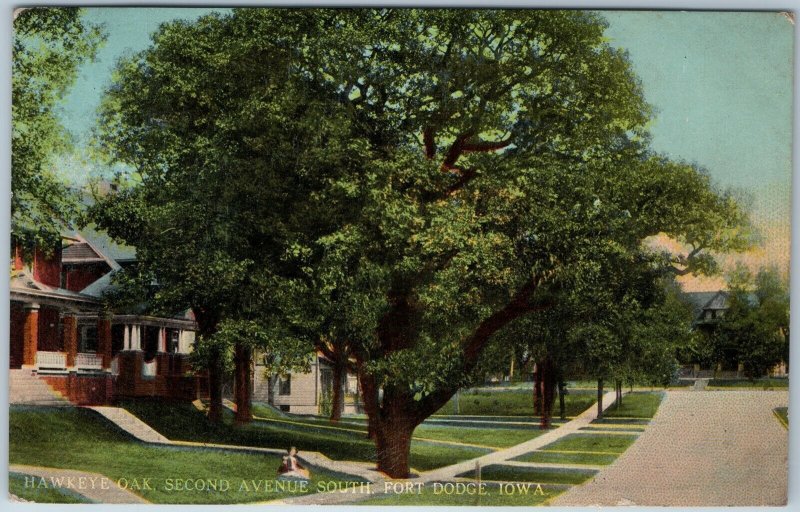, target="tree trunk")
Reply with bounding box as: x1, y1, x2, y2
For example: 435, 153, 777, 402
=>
558, 381, 566, 420
234, 343, 252, 424
597, 378, 604, 419
356, 365, 378, 440
532, 364, 542, 415
330, 360, 345, 423
374, 409, 417, 478
267, 374, 275, 405
539, 358, 556, 429
207, 347, 224, 423
195, 310, 222, 423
